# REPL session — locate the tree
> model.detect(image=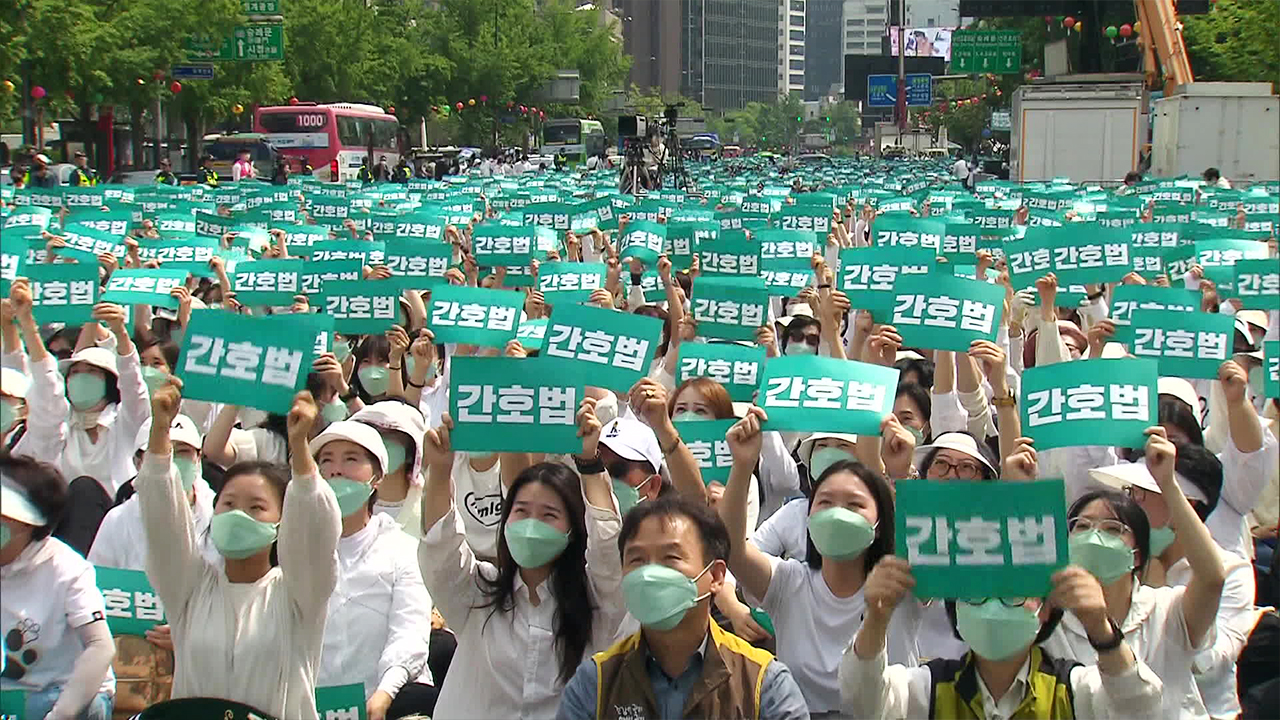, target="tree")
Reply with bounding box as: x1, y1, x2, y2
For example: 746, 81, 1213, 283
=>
1182, 0, 1280, 88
